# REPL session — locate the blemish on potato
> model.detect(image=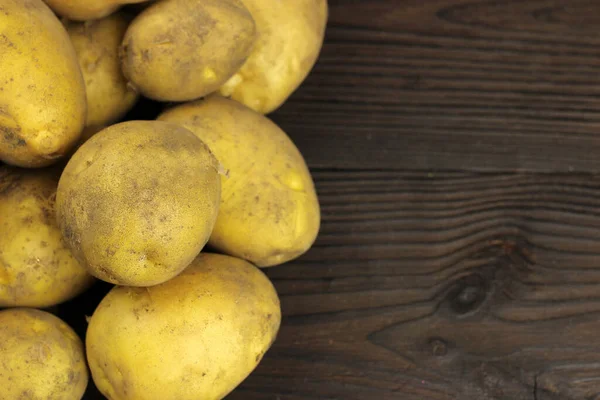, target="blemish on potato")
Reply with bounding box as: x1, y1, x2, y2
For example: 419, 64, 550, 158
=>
0, 125, 25, 149
0, 33, 16, 48
203, 67, 217, 81
0, 263, 11, 285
